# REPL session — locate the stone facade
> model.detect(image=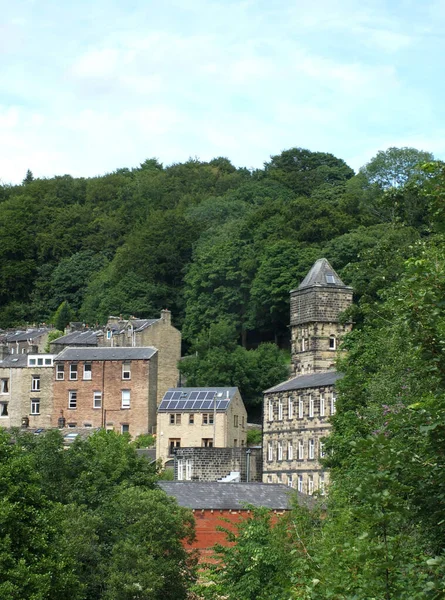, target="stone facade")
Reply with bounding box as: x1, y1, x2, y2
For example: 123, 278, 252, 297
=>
173, 447, 262, 482
52, 348, 158, 438
3, 328, 52, 355
0, 353, 55, 429
263, 258, 352, 493
156, 388, 247, 464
